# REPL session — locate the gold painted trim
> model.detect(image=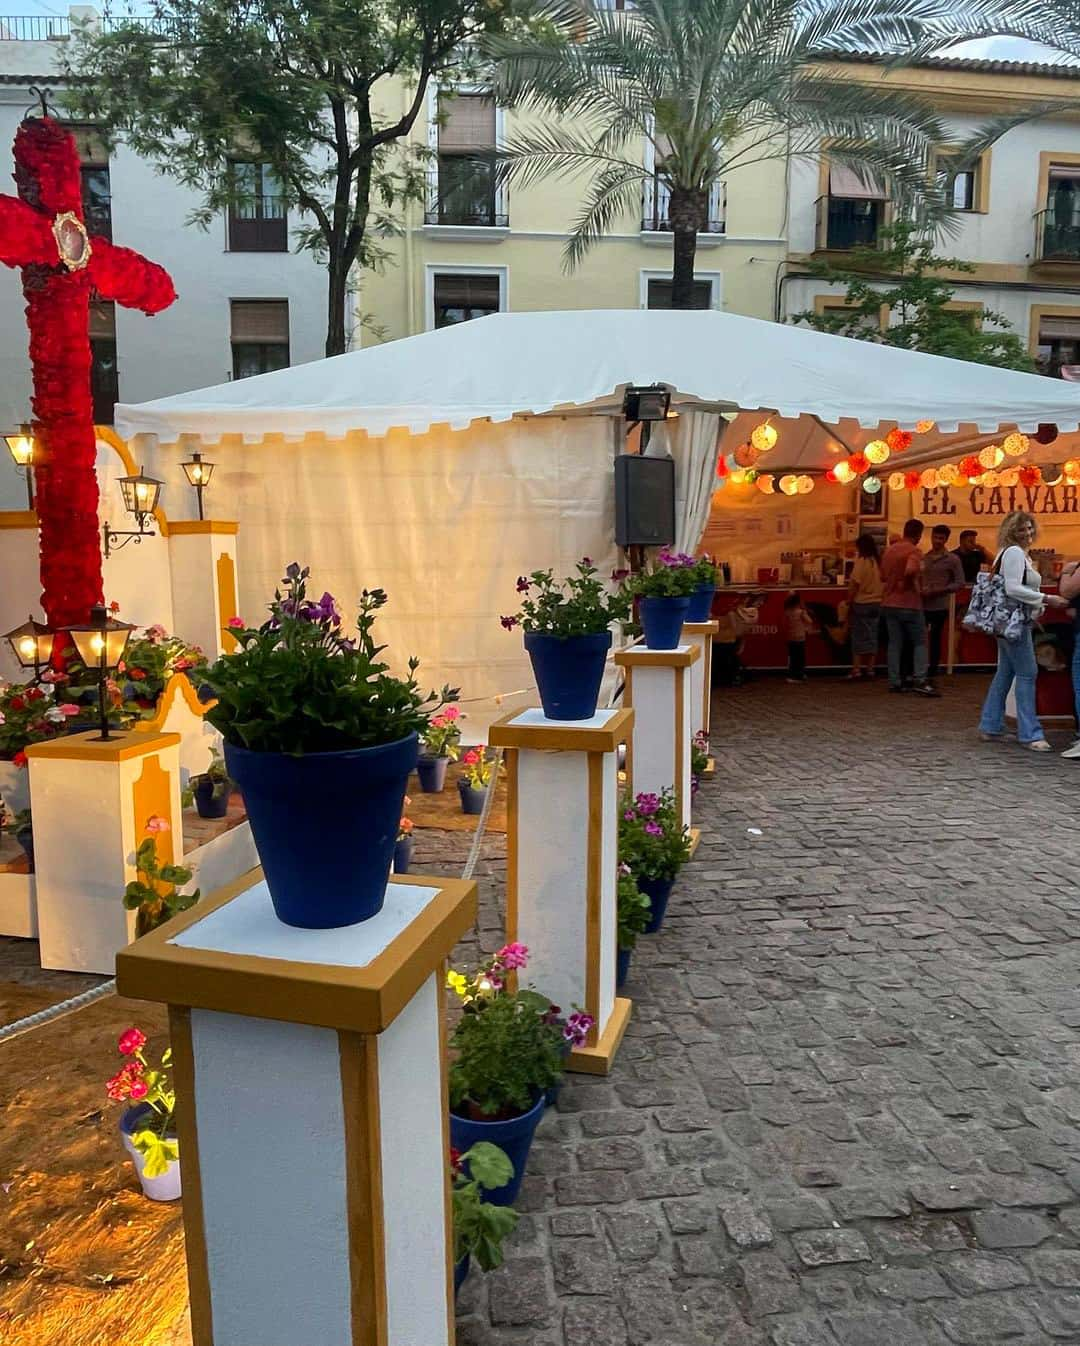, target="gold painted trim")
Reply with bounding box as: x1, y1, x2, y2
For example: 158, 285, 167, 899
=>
614, 644, 700, 669
703, 757, 716, 778
584, 752, 603, 1046
682, 622, 719, 636
674, 667, 686, 823
688, 827, 701, 858
169, 521, 239, 535
1029, 301, 1080, 356
134, 671, 217, 733
436, 973, 456, 1346
24, 728, 181, 763
505, 748, 518, 947
115, 869, 478, 1034
812, 294, 890, 331
489, 706, 634, 754
339, 1032, 389, 1346
217, 552, 240, 652
132, 754, 174, 868
702, 633, 713, 736
169, 1006, 215, 1346
0, 510, 37, 529
622, 669, 633, 794
813, 59, 1080, 111
1037, 151, 1080, 220
95, 426, 170, 536
567, 996, 632, 1076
